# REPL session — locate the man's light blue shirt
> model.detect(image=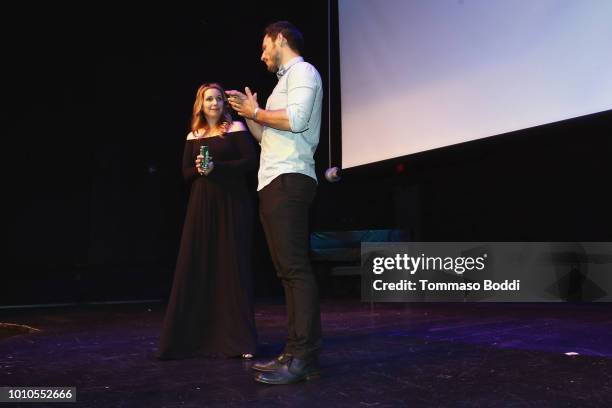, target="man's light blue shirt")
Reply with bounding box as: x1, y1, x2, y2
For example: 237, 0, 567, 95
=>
258, 56, 323, 191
